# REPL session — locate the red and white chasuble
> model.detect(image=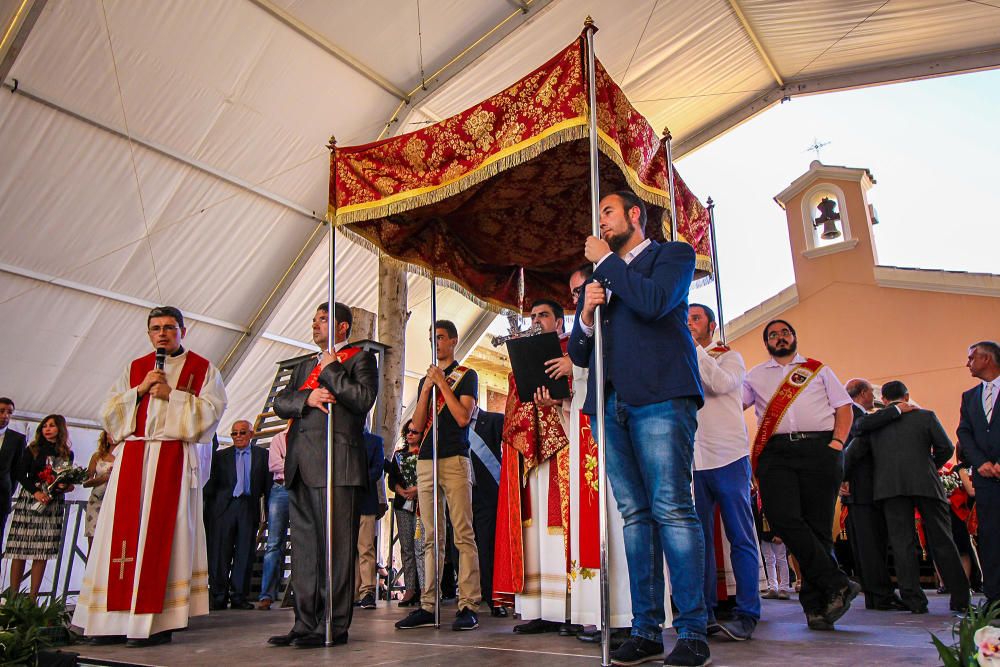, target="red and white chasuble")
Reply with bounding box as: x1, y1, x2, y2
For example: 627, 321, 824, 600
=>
493, 339, 572, 621
73, 349, 226, 639
568, 363, 672, 628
